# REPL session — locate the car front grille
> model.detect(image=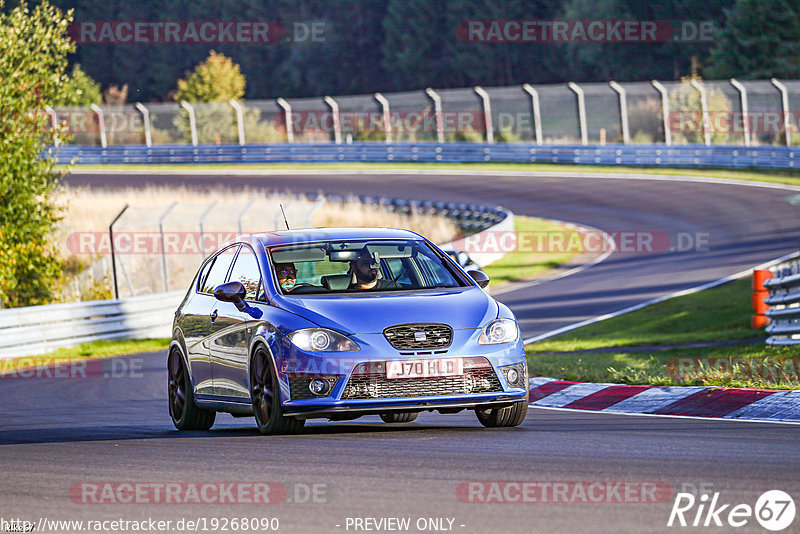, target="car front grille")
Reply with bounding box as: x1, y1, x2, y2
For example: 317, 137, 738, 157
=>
383, 323, 453, 350
341, 357, 502, 400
